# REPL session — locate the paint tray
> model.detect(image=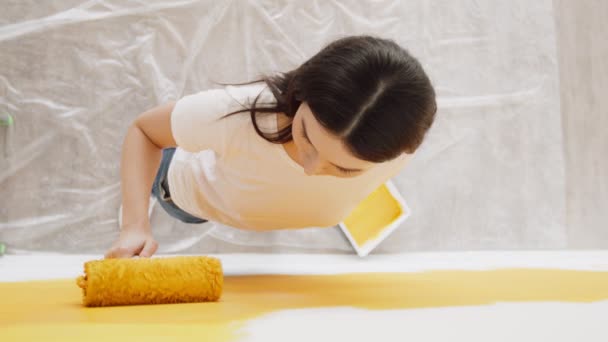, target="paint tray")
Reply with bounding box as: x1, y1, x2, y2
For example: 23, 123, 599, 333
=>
339, 180, 410, 257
